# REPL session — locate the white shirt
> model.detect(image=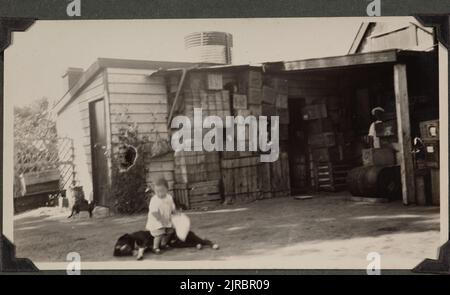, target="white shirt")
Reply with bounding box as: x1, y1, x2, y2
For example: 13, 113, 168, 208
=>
368, 120, 382, 148
145, 194, 176, 231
